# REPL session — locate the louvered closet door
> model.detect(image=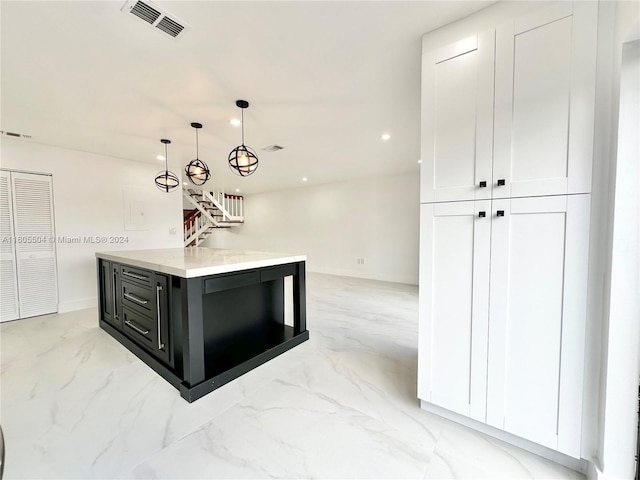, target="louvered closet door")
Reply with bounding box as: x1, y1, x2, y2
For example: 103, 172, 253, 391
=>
11, 172, 58, 318
0, 171, 19, 322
